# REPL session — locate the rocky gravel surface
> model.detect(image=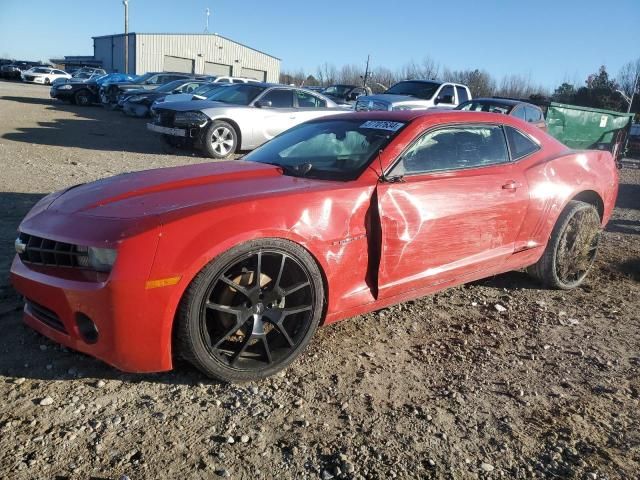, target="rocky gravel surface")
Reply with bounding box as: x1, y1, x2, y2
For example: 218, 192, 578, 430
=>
0, 80, 638, 479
